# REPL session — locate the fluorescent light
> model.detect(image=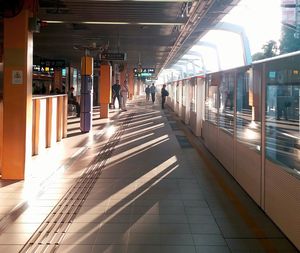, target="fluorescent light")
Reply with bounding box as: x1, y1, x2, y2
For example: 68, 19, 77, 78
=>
82, 21, 130, 25
46, 21, 65, 24
138, 22, 184, 26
